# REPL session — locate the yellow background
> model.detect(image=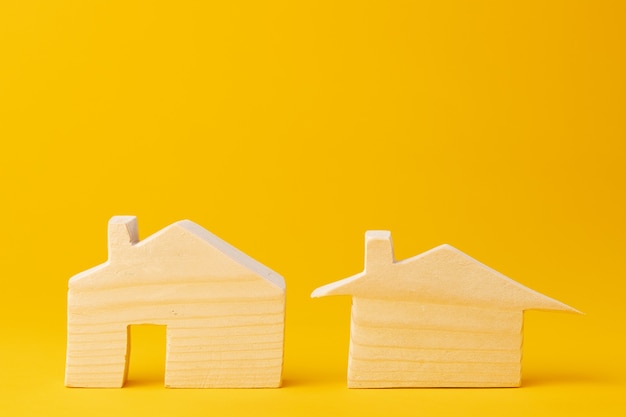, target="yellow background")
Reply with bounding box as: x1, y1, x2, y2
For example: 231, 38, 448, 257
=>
1, 1, 624, 415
